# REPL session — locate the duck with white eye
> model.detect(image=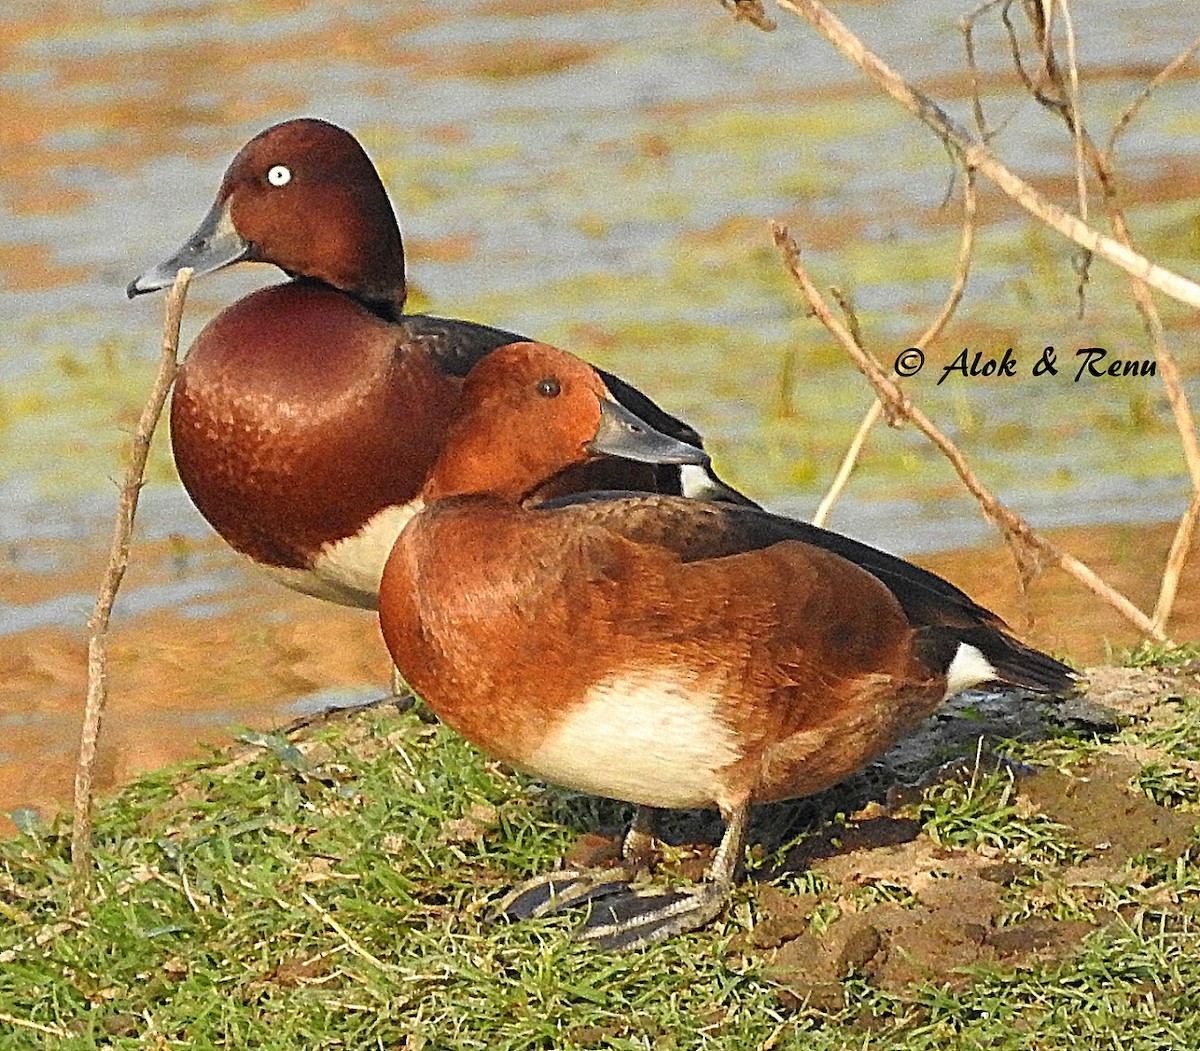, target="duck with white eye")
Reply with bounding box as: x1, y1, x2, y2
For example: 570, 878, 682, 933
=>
266, 164, 291, 187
